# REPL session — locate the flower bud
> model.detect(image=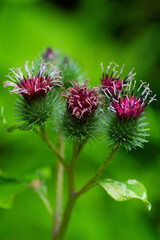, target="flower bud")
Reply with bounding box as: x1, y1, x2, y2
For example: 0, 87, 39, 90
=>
4, 61, 62, 130
60, 81, 102, 141
103, 79, 156, 151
